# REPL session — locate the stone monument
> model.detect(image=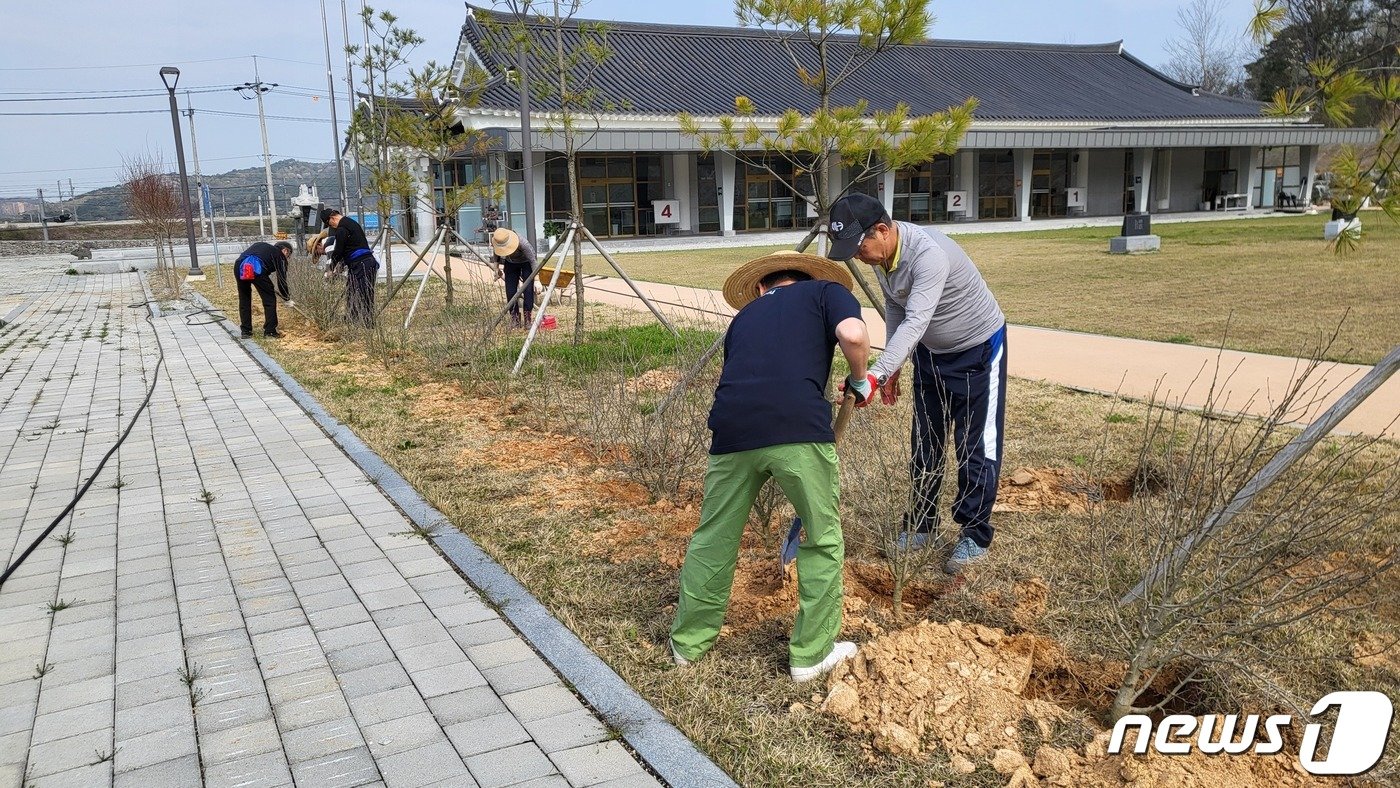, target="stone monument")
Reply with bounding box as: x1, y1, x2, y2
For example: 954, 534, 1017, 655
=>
1109, 212, 1161, 254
